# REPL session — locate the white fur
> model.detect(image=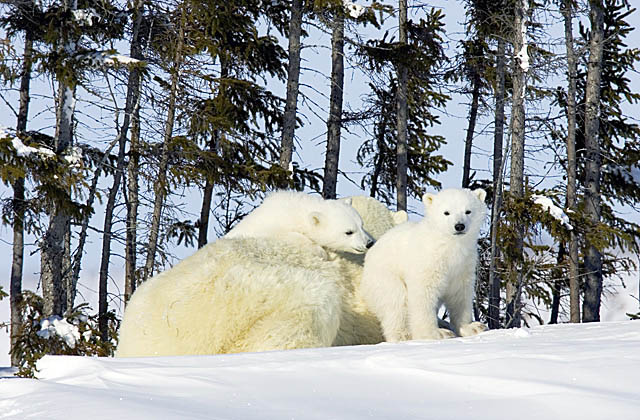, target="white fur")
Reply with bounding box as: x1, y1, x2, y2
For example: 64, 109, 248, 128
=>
117, 237, 344, 357
117, 192, 385, 357
226, 191, 374, 255
361, 188, 488, 342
